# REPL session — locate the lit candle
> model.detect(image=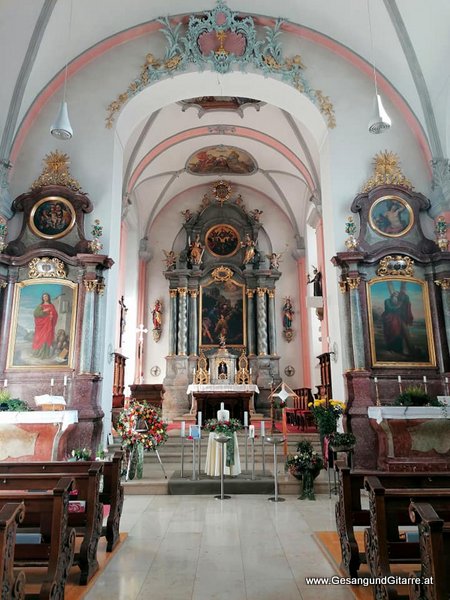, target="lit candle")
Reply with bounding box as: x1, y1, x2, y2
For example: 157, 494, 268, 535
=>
181, 421, 185, 437
198, 411, 202, 428
220, 402, 225, 411
260, 421, 265, 437
374, 377, 378, 383
63, 375, 68, 386
244, 411, 248, 427
397, 375, 401, 383
50, 378, 54, 386
423, 375, 427, 383
249, 425, 255, 438
3, 379, 7, 388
